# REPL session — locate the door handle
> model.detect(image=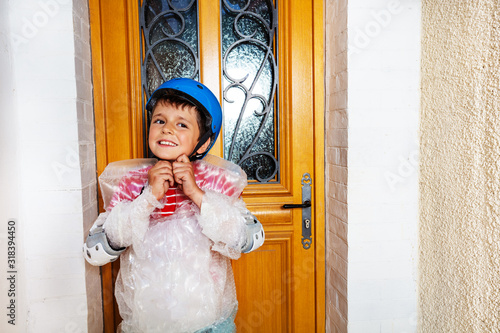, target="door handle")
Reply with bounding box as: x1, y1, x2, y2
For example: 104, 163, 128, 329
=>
282, 200, 311, 209
282, 173, 313, 250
